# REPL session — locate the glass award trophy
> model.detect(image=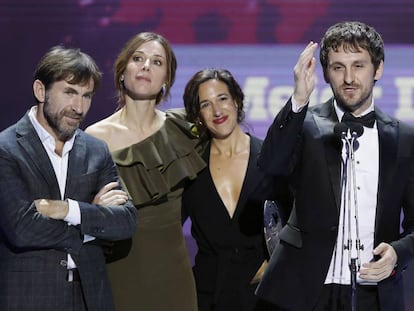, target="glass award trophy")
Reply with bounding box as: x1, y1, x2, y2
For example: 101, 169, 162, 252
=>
263, 200, 282, 256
